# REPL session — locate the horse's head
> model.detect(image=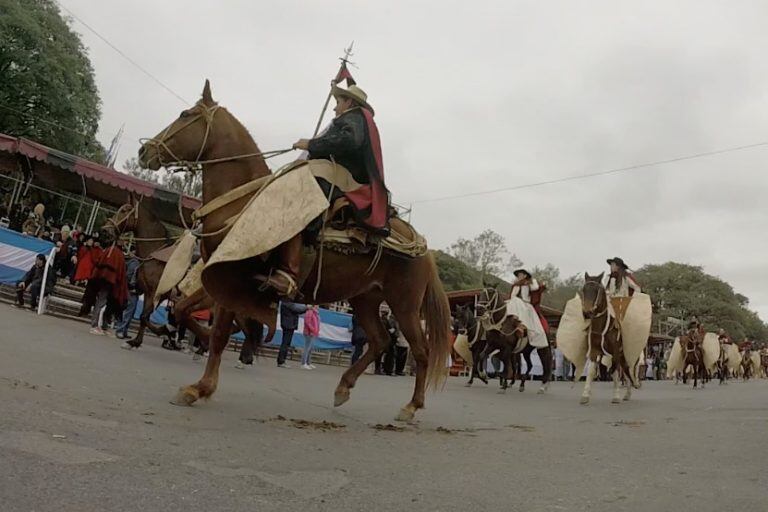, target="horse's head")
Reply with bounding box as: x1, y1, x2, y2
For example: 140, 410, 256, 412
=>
139, 80, 221, 170
454, 305, 474, 334
103, 193, 140, 239
580, 272, 606, 319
